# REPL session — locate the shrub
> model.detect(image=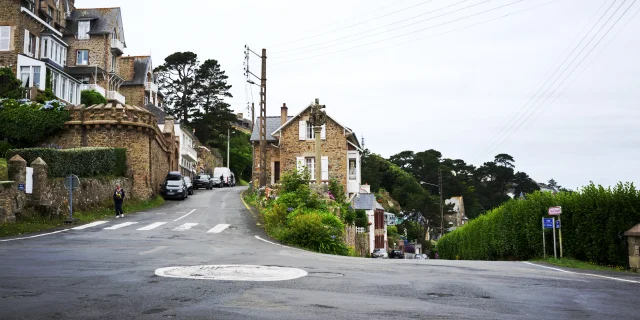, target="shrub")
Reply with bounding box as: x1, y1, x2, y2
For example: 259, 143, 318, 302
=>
5, 147, 127, 177
0, 99, 69, 147
280, 170, 309, 193
354, 209, 368, 228
81, 89, 106, 106
283, 212, 347, 255
0, 67, 22, 99
328, 178, 346, 203
342, 205, 356, 226
0, 141, 12, 158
